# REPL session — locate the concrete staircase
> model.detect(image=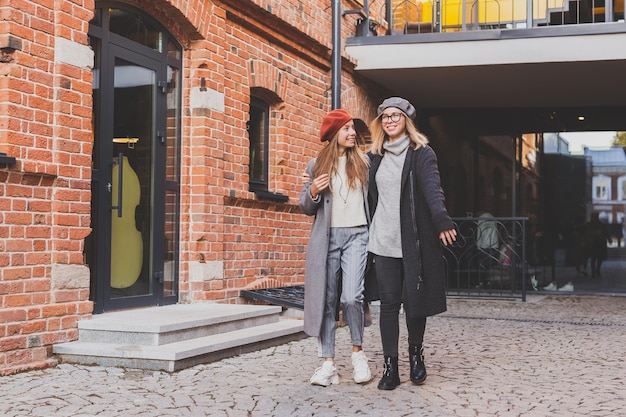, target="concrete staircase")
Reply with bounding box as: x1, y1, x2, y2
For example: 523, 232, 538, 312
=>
53, 303, 305, 372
